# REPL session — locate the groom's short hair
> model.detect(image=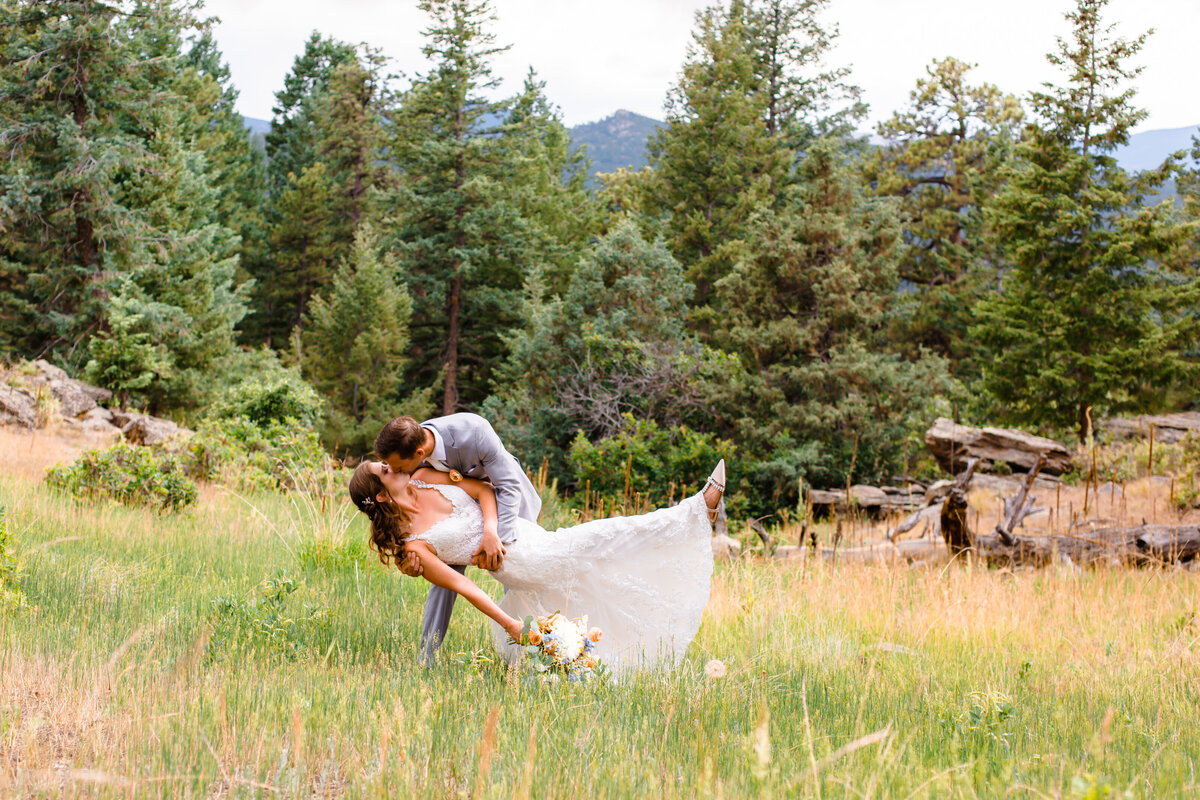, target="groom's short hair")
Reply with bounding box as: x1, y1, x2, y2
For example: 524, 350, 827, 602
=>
375, 416, 426, 459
